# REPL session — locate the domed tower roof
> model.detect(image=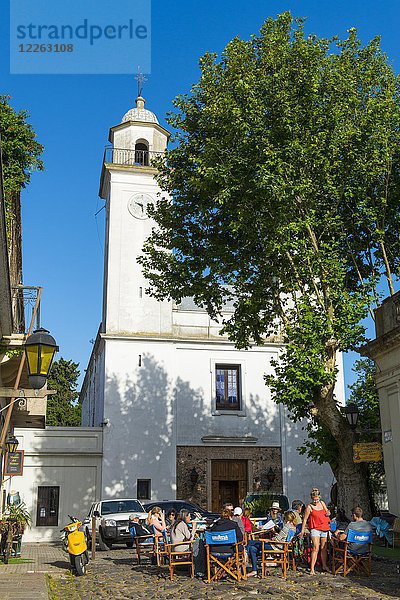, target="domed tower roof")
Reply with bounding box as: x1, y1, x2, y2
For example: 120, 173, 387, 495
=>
121, 96, 159, 124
